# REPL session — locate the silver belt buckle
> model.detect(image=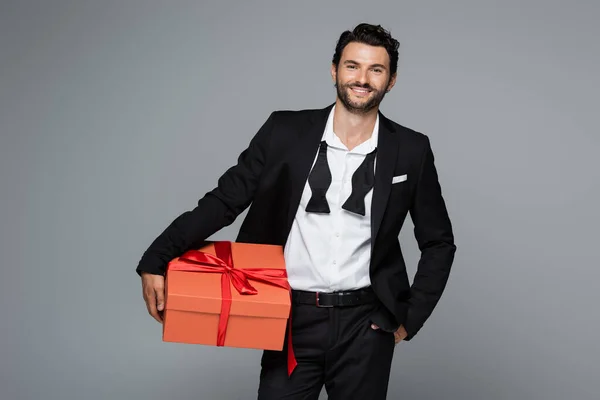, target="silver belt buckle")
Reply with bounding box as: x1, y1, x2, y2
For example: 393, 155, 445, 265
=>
316, 292, 333, 307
